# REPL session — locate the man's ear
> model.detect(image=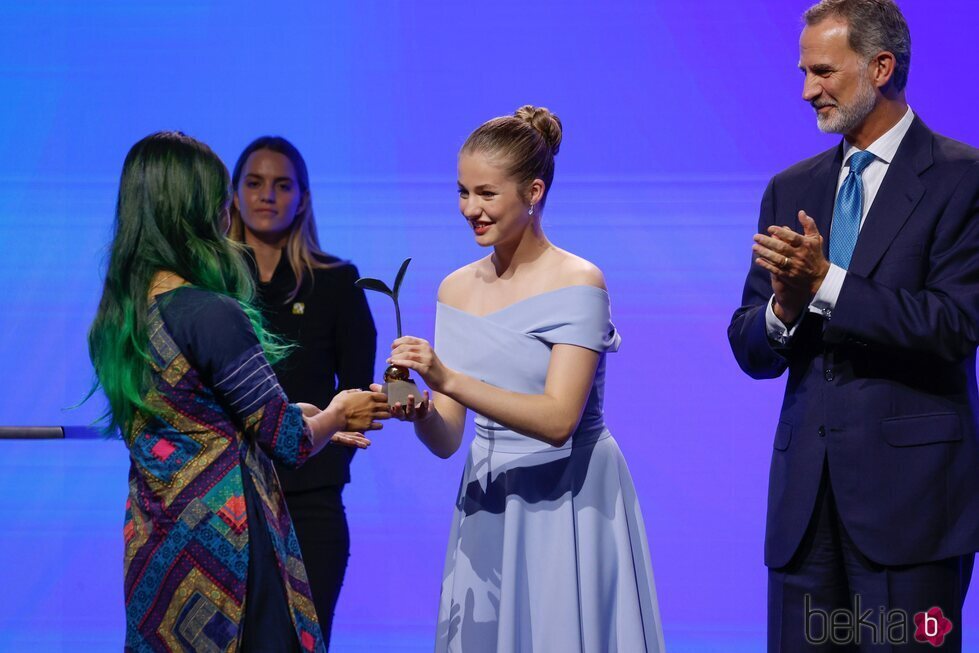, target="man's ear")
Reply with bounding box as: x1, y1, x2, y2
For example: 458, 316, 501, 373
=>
870, 50, 897, 89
